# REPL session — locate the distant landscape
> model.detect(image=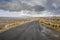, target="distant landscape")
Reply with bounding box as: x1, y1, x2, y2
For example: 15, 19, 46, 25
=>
0, 17, 60, 31
0, 17, 38, 28
0, 17, 60, 40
